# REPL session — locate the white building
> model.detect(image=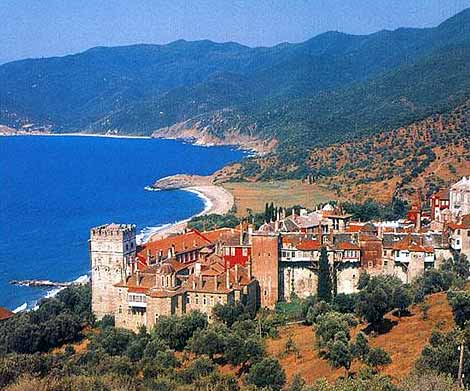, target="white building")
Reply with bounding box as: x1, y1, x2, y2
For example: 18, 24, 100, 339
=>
450, 177, 470, 219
